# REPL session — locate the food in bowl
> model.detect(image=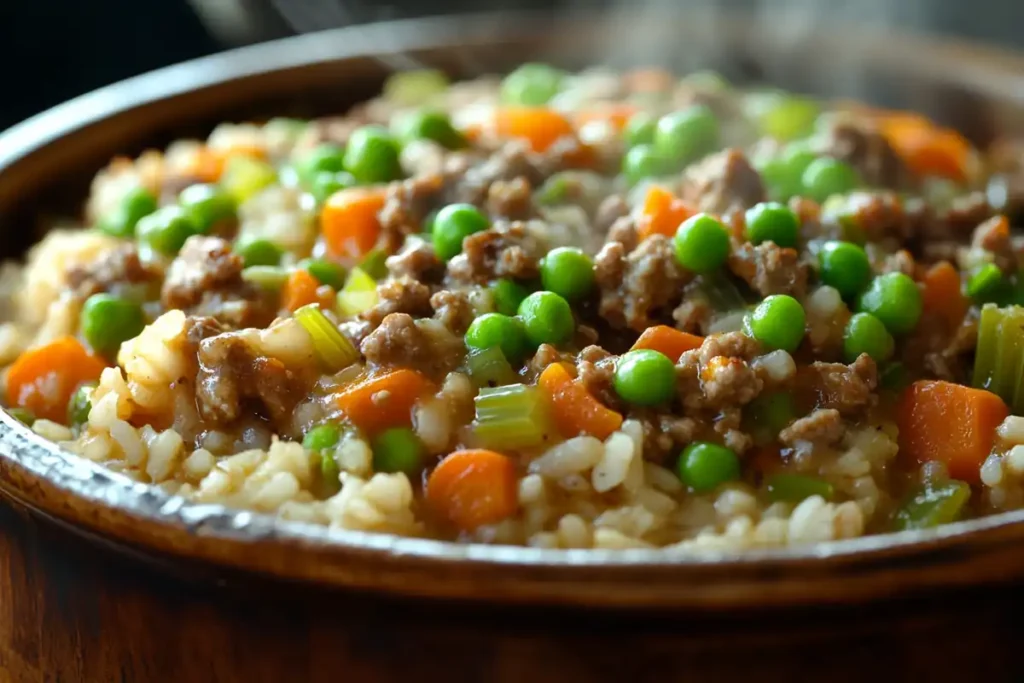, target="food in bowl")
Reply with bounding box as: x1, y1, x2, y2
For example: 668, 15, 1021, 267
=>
3, 64, 1024, 552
